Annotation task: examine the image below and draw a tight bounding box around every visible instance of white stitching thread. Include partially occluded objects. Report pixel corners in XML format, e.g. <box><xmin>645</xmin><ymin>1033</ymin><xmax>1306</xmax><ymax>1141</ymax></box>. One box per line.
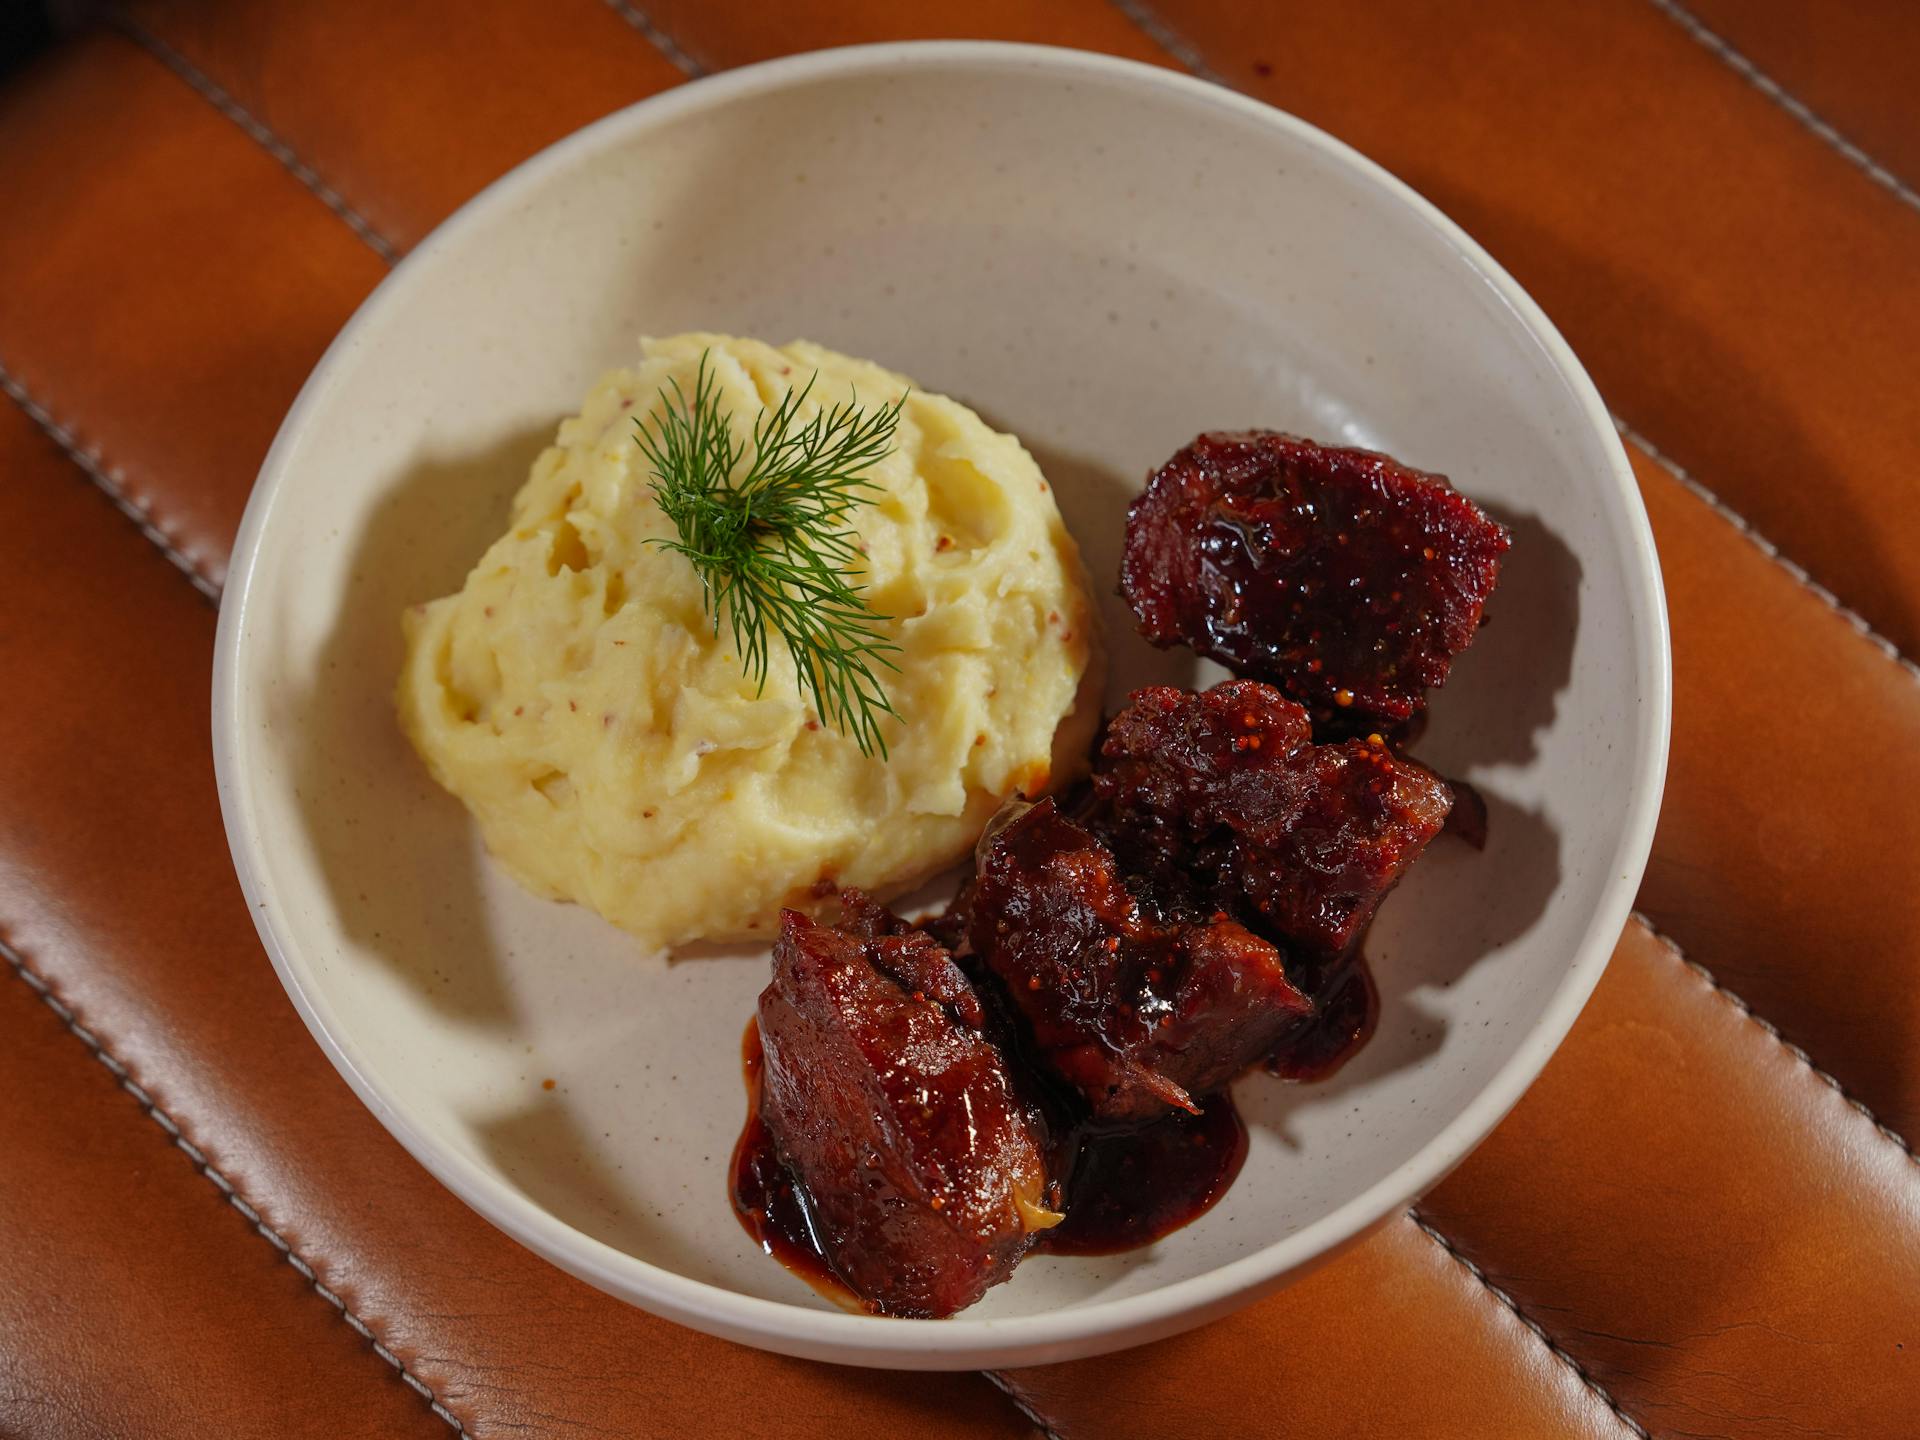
<box><xmin>0</xmin><ymin>362</ymin><xmax>223</xmax><ymax>604</ymax></box>
<box><xmin>1617</xmin><ymin>419</ymin><xmax>1920</xmax><ymax>686</ymax></box>
<box><xmin>1003</xmin><ymin>1211</ymin><xmax>1653</xmax><ymax>1440</ymax></box>
<box><xmin>982</xmin><ymin>1373</ymin><xmax>1068</xmax><ymax>1440</ymax></box>
<box><xmin>1105</xmin><ymin>0</ymin><xmax>1229</xmax><ymax>87</ymax></box>
<box><xmin>1631</xmin><ymin>911</ymin><xmax>1919</xmax><ymax>1166</ymax></box>
<box><xmin>601</xmin><ymin>0</ymin><xmax>707</xmax><ymax>78</ymax></box>
<box><xmin>1645</xmin><ymin>0</ymin><xmax>1920</xmax><ymax>218</ymax></box>
<box><xmin>0</xmin><ymin>931</ymin><xmax>470</xmax><ymax>1435</ymax></box>
<box><xmin>1408</xmin><ymin>1211</ymin><xmax>1651</xmax><ymax>1438</ymax></box>
<box><xmin>110</xmin><ymin>15</ymin><xmax>403</xmax><ymax>265</ymax></box>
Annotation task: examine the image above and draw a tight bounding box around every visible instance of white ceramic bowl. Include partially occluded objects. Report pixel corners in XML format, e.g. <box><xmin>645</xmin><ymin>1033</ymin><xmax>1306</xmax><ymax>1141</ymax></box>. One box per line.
<box><xmin>214</xmin><ymin>42</ymin><xmax>1668</xmax><ymax>1369</ymax></box>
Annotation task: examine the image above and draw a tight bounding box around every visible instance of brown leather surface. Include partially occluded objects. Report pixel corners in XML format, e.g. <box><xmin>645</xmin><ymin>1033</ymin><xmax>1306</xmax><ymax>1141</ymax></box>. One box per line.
<box><xmin>1004</xmin><ymin>1216</ymin><xmax>1639</xmax><ymax>1440</ymax></box>
<box><xmin>1680</xmin><ymin>0</ymin><xmax>1920</xmax><ymax>186</ymax></box>
<box><xmin>0</xmin><ymin>29</ymin><xmax>384</xmax><ymax>590</ymax></box>
<box><xmin>0</xmin><ymin>942</ymin><xmax>444</xmax><ymax>1440</ymax></box>
<box><xmin>3</xmin><ymin>0</ymin><xmax>1916</xmax><ymax>1435</ymax></box>
<box><xmin>638</xmin><ymin>0</ymin><xmax>1171</xmax><ymax>71</ymax></box>
<box><xmin>1633</xmin><ymin>451</ymin><xmax>1920</xmax><ymax>1140</ymax></box>
<box><xmin>1421</xmin><ymin>921</ymin><xmax>1920</xmax><ymax>1436</ymax></box>
<box><xmin>117</xmin><ymin>0</ymin><xmax>692</xmax><ymax>251</ymax></box>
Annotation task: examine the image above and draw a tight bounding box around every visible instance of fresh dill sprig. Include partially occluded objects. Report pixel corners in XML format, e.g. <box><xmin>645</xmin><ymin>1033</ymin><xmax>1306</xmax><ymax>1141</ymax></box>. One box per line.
<box><xmin>634</xmin><ymin>350</ymin><xmax>907</xmax><ymax>757</ymax></box>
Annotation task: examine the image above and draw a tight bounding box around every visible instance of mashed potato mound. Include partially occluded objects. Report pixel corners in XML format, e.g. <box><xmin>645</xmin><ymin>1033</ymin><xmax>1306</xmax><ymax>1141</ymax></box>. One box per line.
<box><xmin>398</xmin><ymin>334</ymin><xmax>1102</xmax><ymax>951</ymax></box>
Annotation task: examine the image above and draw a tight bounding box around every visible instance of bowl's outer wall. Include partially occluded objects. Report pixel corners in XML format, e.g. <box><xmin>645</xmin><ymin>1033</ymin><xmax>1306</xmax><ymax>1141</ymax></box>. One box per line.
<box><xmin>215</xmin><ymin>44</ymin><xmax>1668</xmax><ymax>1367</ymax></box>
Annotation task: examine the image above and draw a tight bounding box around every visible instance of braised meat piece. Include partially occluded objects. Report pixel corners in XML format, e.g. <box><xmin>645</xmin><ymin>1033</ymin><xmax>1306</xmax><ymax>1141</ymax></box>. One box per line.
<box><xmin>1097</xmin><ymin>681</ymin><xmax>1453</xmax><ymax>960</ymax></box>
<box><xmin>971</xmin><ymin>800</ymin><xmax>1311</xmax><ymax>1120</ymax></box>
<box><xmin>755</xmin><ymin>892</ymin><xmax>1059</xmax><ymax>1318</ymax></box>
<box><xmin>1120</xmin><ymin>431</ymin><xmax>1509</xmax><ymax>733</ymax></box>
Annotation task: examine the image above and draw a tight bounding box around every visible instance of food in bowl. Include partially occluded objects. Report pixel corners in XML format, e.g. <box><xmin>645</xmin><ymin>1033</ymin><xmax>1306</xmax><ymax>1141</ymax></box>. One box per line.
<box><xmin>396</xmin><ymin>334</ymin><xmax>1102</xmax><ymax>951</ymax></box>
<box><xmin>746</xmin><ymin>892</ymin><xmax>1061</xmax><ymax>1318</ymax></box>
<box><xmin>397</xmin><ymin>334</ymin><xmax>1512</xmax><ymax>1319</ymax></box>
<box><xmin>971</xmin><ymin>684</ymin><xmax>1456</xmax><ymax>1124</ymax></box>
<box><xmin>213</xmin><ymin>42</ymin><xmax>1670</xmax><ymax>1368</ymax></box>
<box><xmin>1121</xmin><ymin>430</ymin><xmax>1510</xmax><ymax>736</ymax></box>
<box><xmin>736</xmin><ymin>432</ymin><xmax>1509</xmax><ymax>1317</ymax></box>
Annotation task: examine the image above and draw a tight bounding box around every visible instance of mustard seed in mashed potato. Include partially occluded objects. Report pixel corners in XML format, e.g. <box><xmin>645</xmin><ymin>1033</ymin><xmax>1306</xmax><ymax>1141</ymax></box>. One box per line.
<box><xmin>397</xmin><ymin>334</ymin><xmax>1102</xmax><ymax>952</ymax></box>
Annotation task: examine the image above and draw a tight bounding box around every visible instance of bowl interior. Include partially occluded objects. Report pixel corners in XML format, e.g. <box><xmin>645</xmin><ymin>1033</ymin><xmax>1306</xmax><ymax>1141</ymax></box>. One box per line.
<box><xmin>219</xmin><ymin>46</ymin><xmax>1663</xmax><ymax>1365</ymax></box>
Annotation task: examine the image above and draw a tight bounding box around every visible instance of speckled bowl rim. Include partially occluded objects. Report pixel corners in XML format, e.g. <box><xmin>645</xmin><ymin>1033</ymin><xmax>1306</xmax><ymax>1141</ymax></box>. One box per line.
<box><xmin>213</xmin><ymin>41</ymin><xmax>1670</xmax><ymax>1370</ymax></box>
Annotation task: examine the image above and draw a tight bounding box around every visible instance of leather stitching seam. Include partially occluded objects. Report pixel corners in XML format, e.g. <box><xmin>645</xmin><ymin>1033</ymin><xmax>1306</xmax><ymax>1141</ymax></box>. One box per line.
<box><xmin>981</xmin><ymin>1373</ymin><xmax>1067</xmax><ymax>1440</ymax></box>
<box><xmin>601</xmin><ymin>0</ymin><xmax>707</xmax><ymax>77</ymax></box>
<box><xmin>1105</xmin><ymin>0</ymin><xmax>1228</xmax><ymax>86</ymax></box>
<box><xmin>109</xmin><ymin>13</ymin><xmax>403</xmax><ymax>265</ymax></box>
<box><xmin>1646</xmin><ymin>0</ymin><xmax>1920</xmax><ymax>217</ymax></box>
<box><xmin>1109</xmin><ymin>0</ymin><xmax>1920</xmax><ymax>688</ymax></box>
<box><xmin>1408</xmin><ymin>1211</ymin><xmax>1651</xmax><ymax>1437</ymax></box>
<box><xmin>1618</xmin><ymin>421</ymin><xmax>1920</xmax><ymax>686</ymax></box>
<box><xmin>0</xmin><ymin>361</ymin><xmax>222</xmax><ymax>604</ymax></box>
<box><xmin>0</xmin><ymin>930</ymin><xmax>467</xmax><ymax>1437</ymax></box>
<box><xmin>1632</xmin><ymin>910</ymin><xmax>1919</xmax><ymax>1166</ymax></box>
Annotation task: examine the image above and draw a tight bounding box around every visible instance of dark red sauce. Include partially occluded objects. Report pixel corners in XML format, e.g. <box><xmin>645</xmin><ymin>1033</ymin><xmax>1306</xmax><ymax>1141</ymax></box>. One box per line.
<box><xmin>729</xmin><ymin>1022</ymin><xmax>864</xmax><ymax>1311</ymax></box>
<box><xmin>1268</xmin><ymin>956</ymin><xmax>1378</xmax><ymax>1082</ymax></box>
<box><xmin>1038</xmin><ymin>1099</ymin><xmax>1248</xmax><ymax>1255</ymax></box>
<box><xmin>731</xmin><ymin>1017</ymin><xmax>1251</xmax><ymax>1292</ymax></box>
<box><xmin>732</xmin><ymin>952</ymin><xmax>1374</xmax><ymax>1298</ymax></box>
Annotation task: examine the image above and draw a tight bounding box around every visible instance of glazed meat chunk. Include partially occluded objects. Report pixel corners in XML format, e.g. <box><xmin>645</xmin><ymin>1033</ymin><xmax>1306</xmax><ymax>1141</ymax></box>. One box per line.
<box><xmin>1120</xmin><ymin>431</ymin><xmax>1509</xmax><ymax>733</ymax></box>
<box><xmin>1097</xmin><ymin>681</ymin><xmax>1454</xmax><ymax>961</ymax></box>
<box><xmin>756</xmin><ymin>892</ymin><xmax>1059</xmax><ymax>1318</ymax></box>
<box><xmin>971</xmin><ymin>800</ymin><xmax>1311</xmax><ymax>1120</ymax></box>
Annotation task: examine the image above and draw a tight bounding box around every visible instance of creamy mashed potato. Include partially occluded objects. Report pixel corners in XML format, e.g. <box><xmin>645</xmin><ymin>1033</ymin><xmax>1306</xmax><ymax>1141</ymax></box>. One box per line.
<box><xmin>398</xmin><ymin>334</ymin><xmax>1102</xmax><ymax>951</ymax></box>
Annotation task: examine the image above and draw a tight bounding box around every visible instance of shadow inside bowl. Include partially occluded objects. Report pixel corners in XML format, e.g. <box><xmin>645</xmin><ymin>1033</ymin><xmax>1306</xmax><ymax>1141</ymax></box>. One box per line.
<box><xmin>291</xmin><ymin>421</ymin><xmax>559</xmax><ymax>1030</ymax></box>
<box><xmin>1238</xmin><ymin>504</ymin><xmax>1579</xmax><ymax>1164</ymax></box>
<box><xmin>1013</xmin><ymin>433</ymin><xmax>1213</xmax><ymax>699</ymax></box>
<box><xmin>1237</xmin><ymin>786</ymin><xmax>1562</xmax><ymax>1147</ymax></box>
<box><xmin>470</xmin><ymin>1087</ymin><xmax>752</xmax><ymax>1291</ymax></box>
<box><xmin>1423</xmin><ymin>505</ymin><xmax>1585</xmax><ymax>771</ymax></box>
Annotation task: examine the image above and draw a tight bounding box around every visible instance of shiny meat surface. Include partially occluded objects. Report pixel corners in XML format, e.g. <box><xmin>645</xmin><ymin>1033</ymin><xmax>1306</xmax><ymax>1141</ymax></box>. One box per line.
<box><xmin>970</xmin><ymin>801</ymin><xmax>1311</xmax><ymax>1121</ymax></box>
<box><xmin>1097</xmin><ymin>681</ymin><xmax>1454</xmax><ymax>960</ymax></box>
<box><xmin>1120</xmin><ymin>431</ymin><xmax>1509</xmax><ymax>733</ymax></box>
<box><xmin>755</xmin><ymin>893</ymin><xmax>1056</xmax><ymax>1318</ymax></box>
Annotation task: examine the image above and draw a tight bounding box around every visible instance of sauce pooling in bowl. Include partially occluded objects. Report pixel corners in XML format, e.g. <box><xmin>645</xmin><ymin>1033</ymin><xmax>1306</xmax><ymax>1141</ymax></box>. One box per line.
<box><xmin>729</xmin><ymin>950</ymin><xmax>1374</xmax><ymax>1305</ymax></box>
<box><xmin>730</xmin><ymin>1019</ymin><xmax>1253</xmax><ymax>1299</ymax></box>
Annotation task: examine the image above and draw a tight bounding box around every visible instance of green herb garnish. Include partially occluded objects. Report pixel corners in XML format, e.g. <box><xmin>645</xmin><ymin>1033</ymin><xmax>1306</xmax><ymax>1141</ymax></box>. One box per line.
<box><xmin>635</xmin><ymin>351</ymin><xmax>906</xmax><ymax>758</ymax></box>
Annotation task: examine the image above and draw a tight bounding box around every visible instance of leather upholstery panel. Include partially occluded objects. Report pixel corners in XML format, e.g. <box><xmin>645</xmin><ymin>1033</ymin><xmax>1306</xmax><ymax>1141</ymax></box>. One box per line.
<box><xmin>638</xmin><ymin>0</ymin><xmax>1170</xmax><ymax>70</ymax></box>
<box><xmin>1422</xmin><ymin>921</ymin><xmax>1920</xmax><ymax>1439</ymax></box>
<box><xmin>0</xmin><ymin>31</ymin><xmax>384</xmax><ymax>589</ymax></box>
<box><xmin>1003</xmin><ymin>1215</ymin><xmax>1637</xmax><ymax>1439</ymax></box>
<box><xmin>3</xmin><ymin>1</ymin><xmax>1916</xmax><ymax>1433</ymax></box>
<box><xmin>1632</xmin><ymin>451</ymin><xmax>1920</xmax><ymax>1139</ymax></box>
<box><xmin>1680</xmin><ymin>0</ymin><xmax>1920</xmax><ymax>185</ymax></box>
<box><xmin>0</xmin><ymin>950</ymin><xmax>447</xmax><ymax>1440</ymax></box>
<box><xmin>118</xmin><ymin>0</ymin><xmax>691</xmax><ymax>252</ymax></box>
